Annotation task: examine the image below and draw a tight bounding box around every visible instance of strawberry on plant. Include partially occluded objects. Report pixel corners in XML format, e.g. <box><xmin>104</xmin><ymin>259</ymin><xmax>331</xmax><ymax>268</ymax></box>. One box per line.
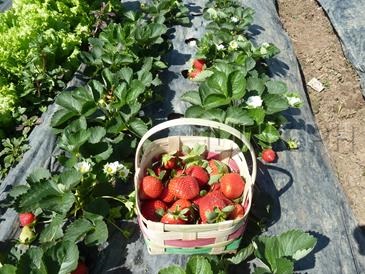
<box><xmin>159</xmin><ymin>187</ymin><xmax>175</xmax><ymax>203</ymax></box>
<box><xmin>229</xmin><ymin>204</ymin><xmax>245</xmax><ymax>220</ymax></box>
<box><xmin>188</xmin><ymin>69</ymin><xmax>201</xmax><ymax>79</ymax></box>
<box><xmin>262</xmin><ymin>148</ymin><xmax>277</xmax><ymax>163</ymax></box>
<box><xmin>220</xmin><ymin>173</ymin><xmax>245</xmax><ymax>200</ymax></box>
<box><xmin>140</xmin><ymin>176</ymin><xmax>164</xmax><ymax>199</ymax></box>
<box><xmin>19</xmin><ymin>212</ymin><xmax>36</xmax><ymax>227</ymax></box>
<box><xmin>19</xmin><ymin>225</ymin><xmax>36</xmax><ymax>244</ymax></box>
<box><xmin>141</xmin><ymin>200</ymin><xmax>167</xmax><ymax>222</ymax></box>
<box><xmin>72</xmin><ymin>261</ymin><xmax>89</xmax><ymax>274</ymax></box>
<box><xmin>168</xmin><ymin>175</ymin><xmax>200</xmax><ymax>200</ymax></box>
<box><xmin>193</xmin><ymin>59</ymin><xmax>206</xmax><ymax>71</ymax></box>
<box><xmin>186</xmin><ymin>165</ymin><xmax>209</xmax><ymax>186</ymax></box>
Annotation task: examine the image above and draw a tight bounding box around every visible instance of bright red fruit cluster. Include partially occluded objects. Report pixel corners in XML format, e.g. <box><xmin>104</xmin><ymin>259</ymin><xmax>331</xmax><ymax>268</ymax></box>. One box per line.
<box><xmin>139</xmin><ymin>145</ymin><xmax>246</xmax><ymax>224</ymax></box>
<box><xmin>188</xmin><ymin>59</ymin><xmax>206</xmax><ymax>79</ymax></box>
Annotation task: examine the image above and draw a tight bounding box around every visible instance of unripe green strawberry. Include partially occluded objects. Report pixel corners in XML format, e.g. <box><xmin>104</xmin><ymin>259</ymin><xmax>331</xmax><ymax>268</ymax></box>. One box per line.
<box><xmin>19</xmin><ymin>225</ymin><xmax>36</xmax><ymax>244</ymax></box>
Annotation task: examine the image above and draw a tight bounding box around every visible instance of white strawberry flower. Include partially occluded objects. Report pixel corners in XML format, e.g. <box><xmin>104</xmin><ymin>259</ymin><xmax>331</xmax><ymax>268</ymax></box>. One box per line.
<box><xmin>207</xmin><ymin>8</ymin><xmax>218</xmax><ymax>19</ymax></box>
<box><xmin>246</xmin><ymin>96</ymin><xmax>263</xmax><ymax>108</ymax></box>
<box><xmin>229</xmin><ymin>40</ymin><xmax>238</xmax><ymax>50</ymax></box>
<box><xmin>216</xmin><ymin>44</ymin><xmax>225</xmax><ymax>51</ymax></box>
<box><xmin>260</xmin><ymin>43</ymin><xmax>271</xmax><ymax>55</ymax></box>
<box><xmin>75</xmin><ymin>160</ymin><xmax>92</xmax><ymax>174</ymax></box>
<box><xmin>286</xmin><ymin>94</ymin><xmax>303</xmax><ymax>107</ymax></box>
<box><xmin>231</xmin><ymin>17</ymin><xmax>239</xmax><ymax>23</ymax></box>
<box><xmin>103</xmin><ymin>161</ymin><xmax>129</xmax><ymax>178</ymax></box>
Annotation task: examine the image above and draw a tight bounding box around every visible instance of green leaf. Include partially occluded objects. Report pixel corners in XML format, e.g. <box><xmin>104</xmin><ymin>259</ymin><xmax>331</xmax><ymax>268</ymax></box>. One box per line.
<box><xmin>129</xmin><ymin>118</ymin><xmax>148</xmax><ymax>137</ymax></box>
<box><xmin>84</xmin><ymin>219</ymin><xmax>108</xmax><ymax>246</ymax></box>
<box><xmin>51</xmin><ymin>108</ymin><xmax>78</xmax><ymax>128</ymax></box>
<box><xmin>248</xmin><ymin>108</ymin><xmax>266</xmax><ymax>125</ymax></box>
<box><xmin>265</xmin><ymin>80</ymin><xmax>288</xmax><ymax>94</ymax></box>
<box><xmin>38</xmin><ymin>192</ymin><xmax>75</xmax><ymax>214</ymax></box>
<box><xmin>185</xmin><ymin>106</ymin><xmax>205</xmax><ymax>118</ymax></box>
<box><xmin>44</xmin><ymin>241</ymin><xmax>79</xmax><ymax>274</ymax></box>
<box><xmin>252</xmin><ymin>267</ymin><xmax>271</xmax><ymax>274</ymax></box>
<box><xmin>17</xmin><ymin>247</ymin><xmax>47</xmax><ymax>274</ymax></box>
<box><xmin>203</xmin><ymin>94</ymin><xmax>230</xmax><ymax>110</ymax></box>
<box><xmin>85</xmin><ymin>142</ymin><xmax>113</xmax><ymax>163</ymax></box>
<box><xmin>277</xmin><ymin>230</ymin><xmax>317</xmax><ymax>261</ymax></box>
<box><xmin>229</xmin><ymin>71</ymin><xmax>246</xmax><ymax>100</ymax></box>
<box><xmin>228</xmin><ymin>243</ymin><xmax>255</xmax><ymax>264</ymax></box>
<box><xmin>200</xmin><ymin>109</ymin><xmax>226</xmax><ymax>123</ymax></box>
<box><xmin>39</xmin><ymin>214</ymin><xmax>64</xmax><ymax>243</ymax></box>
<box><xmin>67</xmin><ymin>129</ymin><xmax>91</xmax><ymax>147</ymax></box>
<box><xmin>263</xmin><ymin>94</ymin><xmax>289</xmax><ymax>114</ymax></box>
<box><xmin>273</xmin><ymin>257</ymin><xmax>294</xmax><ymax>274</ymax></box>
<box><xmin>55</xmin><ymin>93</ymin><xmax>82</xmax><ymax>113</ymax></box>
<box><xmin>207</xmin><ymin>71</ymin><xmax>227</xmax><ymax>95</ymax></box>
<box><xmin>63</xmin><ymin>218</ymin><xmax>93</xmax><ymax>243</ymax></box>
<box><xmin>181</xmin><ymin>91</ymin><xmax>202</xmax><ymax>106</ymax></box>
<box><xmin>88</xmin><ymin>126</ymin><xmax>106</xmax><ymax>144</ymax></box>
<box><xmin>159</xmin><ymin>265</ymin><xmax>185</xmax><ymax>274</ymax></box>
<box><xmin>28</xmin><ymin>168</ymin><xmax>51</xmax><ymax>184</ymax></box>
<box><xmin>85</xmin><ymin>198</ymin><xmax>110</xmax><ymax>217</ymax></box>
<box><xmin>59</xmin><ymin>169</ymin><xmax>82</xmax><ymax>189</ymax></box>
<box><xmin>247</xmin><ymin>77</ymin><xmax>266</xmax><ymax>94</ymax></box>
<box><xmin>254</xmin><ymin>124</ymin><xmax>280</xmax><ymax>144</ymax></box>
<box><xmin>186</xmin><ymin>256</ymin><xmax>213</xmax><ymax>274</ymax></box>
<box><xmin>225</xmin><ymin>106</ymin><xmax>254</xmax><ymax>126</ymax></box>
<box><xmin>0</xmin><ymin>265</ymin><xmax>16</xmax><ymax>274</ymax></box>
<box><xmin>127</xmin><ymin>80</ymin><xmax>145</xmax><ymax>102</ymax></box>
<box><xmin>190</xmin><ymin>70</ymin><xmax>214</xmax><ymax>82</ymax></box>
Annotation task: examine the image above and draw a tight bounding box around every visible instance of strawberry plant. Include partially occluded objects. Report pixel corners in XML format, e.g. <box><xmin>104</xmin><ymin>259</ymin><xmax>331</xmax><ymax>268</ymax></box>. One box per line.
<box><xmin>181</xmin><ymin>0</ymin><xmax>303</xmax><ymax>152</ymax></box>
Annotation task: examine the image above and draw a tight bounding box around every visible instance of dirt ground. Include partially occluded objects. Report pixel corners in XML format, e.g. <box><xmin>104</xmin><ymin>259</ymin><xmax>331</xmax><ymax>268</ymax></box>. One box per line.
<box><xmin>277</xmin><ymin>0</ymin><xmax>365</xmax><ymax>225</ymax></box>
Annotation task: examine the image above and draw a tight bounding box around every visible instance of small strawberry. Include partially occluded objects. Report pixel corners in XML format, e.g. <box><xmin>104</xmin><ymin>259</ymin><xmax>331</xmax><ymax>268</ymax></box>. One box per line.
<box><xmin>19</xmin><ymin>225</ymin><xmax>36</xmax><ymax>244</ymax></box>
<box><xmin>140</xmin><ymin>176</ymin><xmax>163</xmax><ymax>199</ymax></box>
<box><xmin>198</xmin><ymin>191</ymin><xmax>233</xmax><ymax>223</ymax></box>
<box><xmin>19</xmin><ymin>212</ymin><xmax>36</xmax><ymax>227</ymax></box>
<box><xmin>168</xmin><ymin>175</ymin><xmax>199</xmax><ymax>200</ymax></box>
<box><xmin>229</xmin><ymin>204</ymin><xmax>245</xmax><ymax>220</ymax></box>
<box><xmin>161</xmin><ymin>212</ymin><xmax>187</xmax><ymax>224</ymax></box>
<box><xmin>159</xmin><ymin>187</ymin><xmax>175</xmax><ymax>204</ymax></box>
<box><xmin>188</xmin><ymin>69</ymin><xmax>201</xmax><ymax>79</ymax></box>
<box><xmin>193</xmin><ymin>59</ymin><xmax>206</xmax><ymax>71</ymax></box>
<box><xmin>162</xmin><ymin>153</ymin><xmax>177</xmax><ymax>170</ymax></box>
<box><xmin>262</xmin><ymin>148</ymin><xmax>276</xmax><ymax>163</ymax></box>
<box><xmin>72</xmin><ymin>261</ymin><xmax>89</xmax><ymax>274</ymax></box>
<box><xmin>186</xmin><ymin>165</ymin><xmax>209</xmax><ymax>186</ymax></box>
<box><xmin>141</xmin><ymin>200</ymin><xmax>167</xmax><ymax>222</ymax></box>
<box><xmin>208</xmin><ymin>160</ymin><xmax>229</xmax><ymax>175</ymax></box>
<box><xmin>220</xmin><ymin>173</ymin><xmax>245</xmax><ymax>200</ymax></box>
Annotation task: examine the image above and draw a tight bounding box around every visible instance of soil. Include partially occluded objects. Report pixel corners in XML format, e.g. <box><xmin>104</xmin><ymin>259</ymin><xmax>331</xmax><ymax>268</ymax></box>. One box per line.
<box><xmin>277</xmin><ymin>0</ymin><xmax>365</xmax><ymax>225</ymax></box>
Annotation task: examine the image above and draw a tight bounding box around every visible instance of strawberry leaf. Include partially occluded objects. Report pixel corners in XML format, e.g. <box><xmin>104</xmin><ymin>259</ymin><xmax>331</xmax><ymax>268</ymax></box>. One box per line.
<box><xmin>227</xmin><ymin>243</ymin><xmax>255</xmax><ymax>264</ymax></box>
<box><xmin>17</xmin><ymin>247</ymin><xmax>47</xmax><ymax>274</ymax></box>
<box><xmin>39</xmin><ymin>214</ymin><xmax>65</xmax><ymax>243</ymax></box>
<box><xmin>63</xmin><ymin>218</ymin><xmax>93</xmax><ymax>243</ymax></box>
<box><xmin>84</xmin><ymin>219</ymin><xmax>108</xmax><ymax>246</ymax></box>
<box><xmin>186</xmin><ymin>256</ymin><xmax>213</xmax><ymax>274</ymax></box>
<box><xmin>158</xmin><ymin>265</ymin><xmax>186</xmax><ymax>274</ymax></box>
<box><xmin>43</xmin><ymin>241</ymin><xmax>79</xmax><ymax>274</ymax></box>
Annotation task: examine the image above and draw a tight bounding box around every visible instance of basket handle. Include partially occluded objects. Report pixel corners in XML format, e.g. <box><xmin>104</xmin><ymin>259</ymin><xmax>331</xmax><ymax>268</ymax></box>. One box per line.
<box><xmin>134</xmin><ymin>118</ymin><xmax>257</xmax><ymax>184</ymax></box>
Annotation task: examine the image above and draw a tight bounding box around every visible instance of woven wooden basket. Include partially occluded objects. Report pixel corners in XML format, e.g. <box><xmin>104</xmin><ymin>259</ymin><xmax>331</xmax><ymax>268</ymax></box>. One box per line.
<box><xmin>134</xmin><ymin>118</ymin><xmax>257</xmax><ymax>255</ymax></box>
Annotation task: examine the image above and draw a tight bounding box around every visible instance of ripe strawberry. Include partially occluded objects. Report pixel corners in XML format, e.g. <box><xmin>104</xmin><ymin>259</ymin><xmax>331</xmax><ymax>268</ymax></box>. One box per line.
<box><xmin>168</xmin><ymin>175</ymin><xmax>199</xmax><ymax>200</ymax></box>
<box><xmin>162</xmin><ymin>154</ymin><xmax>177</xmax><ymax>169</ymax></box>
<box><xmin>19</xmin><ymin>212</ymin><xmax>36</xmax><ymax>227</ymax></box>
<box><xmin>169</xmin><ymin>199</ymin><xmax>192</xmax><ymax>212</ymax></box>
<box><xmin>188</xmin><ymin>69</ymin><xmax>201</xmax><ymax>79</ymax></box>
<box><xmin>208</xmin><ymin>160</ymin><xmax>229</xmax><ymax>175</ymax></box>
<box><xmin>229</xmin><ymin>204</ymin><xmax>245</xmax><ymax>220</ymax></box>
<box><xmin>210</xmin><ymin>182</ymin><xmax>221</xmax><ymax>192</ymax></box>
<box><xmin>198</xmin><ymin>191</ymin><xmax>233</xmax><ymax>223</ymax></box>
<box><xmin>161</xmin><ymin>212</ymin><xmax>187</xmax><ymax>224</ymax></box>
<box><xmin>72</xmin><ymin>261</ymin><xmax>89</xmax><ymax>274</ymax></box>
<box><xmin>220</xmin><ymin>173</ymin><xmax>245</xmax><ymax>200</ymax></box>
<box><xmin>140</xmin><ymin>176</ymin><xmax>163</xmax><ymax>199</ymax></box>
<box><xmin>141</xmin><ymin>200</ymin><xmax>167</xmax><ymax>222</ymax></box>
<box><xmin>262</xmin><ymin>148</ymin><xmax>276</xmax><ymax>163</ymax></box>
<box><xmin>193</xmin><ymin>59</ymin><xmax>206</xmax><ymax>71</ymax></box>
<box><xmin>186</xmin><ymin>165</ymin><xmax>209</xmax><ymax>186</ymax></box>
<box><xmin>159</xmin><ymin>187</ymin><xmax>175</xmax><ymax>203</ymax></box>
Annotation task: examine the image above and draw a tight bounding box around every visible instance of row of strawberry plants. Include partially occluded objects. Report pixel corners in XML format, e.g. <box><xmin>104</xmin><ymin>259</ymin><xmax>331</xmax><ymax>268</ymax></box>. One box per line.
<box><xmin>0</xmin><ymin>1</ymin><xmax>191</xmax><ymax>273</ymax></box>
<box><xmin>157</xmin><ymin>0</ymin><xmax>314</xmax><ymax>273</ymax></box>
<box><xmin>0</xmin><ymin>0</ymin><xmax>123</xmax><ymax>180</ymax></box>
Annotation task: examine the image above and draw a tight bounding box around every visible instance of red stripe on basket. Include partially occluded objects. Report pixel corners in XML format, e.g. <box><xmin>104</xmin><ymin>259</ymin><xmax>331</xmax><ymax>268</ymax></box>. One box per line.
<box><xmin>165</xmin><ymin>224</ymin><xmax>246</xmax><ymax>248</ymax></box>
<box><xmin>207</xmin><ymin>151</ymin><xmax>220</xmax><ymax>160</ymax></box>
<box><xmin>228</xmin><ymin>158</ymin><xmax>239</xmax><ymax>172</ymax></box>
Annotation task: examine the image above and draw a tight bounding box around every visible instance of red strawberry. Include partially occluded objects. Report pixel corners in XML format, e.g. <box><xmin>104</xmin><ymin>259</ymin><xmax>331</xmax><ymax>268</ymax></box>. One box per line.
<box><xmin>220</xmin><ymin>173</ymin><xmax>245</xmax><ymax>200</ymax></box>
<box><xmin>193</xmin><ymin>59</ymin><xmax>206</xmax><ymax>71</ymax></box>
<box><xmin>208</xmin><ymin>160</ymin><xmax>229</xmax><ymax>175</ymax></box>
<box><xmin>229</xmin><ymin>204</ymin><xmax>245</xmax><ymax>220</ymax></box>
<box><xmin>210</xmin><ymin>182</ymin><xmax>221</xmax><ymax>192</ymax></box>
<box><xmin>186</xmin><ymin>165</ymin><xmax>209</xmax><ymax>186</ymax></box>
<box><xmin>262</xmin><ymin>148</ymin><xmax>276</xmax><ymax>163</ymax></box>
<box><xmin>168</xmin><ymin>175</ymin><xmax>199</xmax><ymax>200</ymax></box>
<box><xmin>141</xmin><ymin>200</ymin><xmax>167</xmax><ymax>222</ymax></box>
<box><xmin>72</xmin><ymin>261</ymin><xmax>89</xmax><ymax>274</ymax></box>
<box><xmin>140</xmin><ymin>176</ymin><xmax>163</xmax><ymax>199</ymax></box>
<box><xmin>169</xmin><ymin>199</ymin><xmax>192</xmax><ymax>212</ymax></box>
<box><xmin>19</xmin><ymin>213</ymin><xmax>36</xmax><ymax>227</ymax></box>
<box><xmin>198</xmin><ymin>191</ymin><xmax>233</xmax><ymax>223</ymax></box>
<box><xmin>188</xmin><ymin>69</ymin><xmax>201</xmax><ymax>79</ymax></box>
<box><xmin>161</xmin><ymin>212</ymin><xmax>187</xmax><ymax>224</ymax></box>
<box><xmin>162</xmin><ymin>154</ymin><xmax>177</xmax><ymax>169</ymax></box>
<box><xmin>159</xmin><ymin>187</ymin><xmax>175</xmax><ymax>204</ymax></box>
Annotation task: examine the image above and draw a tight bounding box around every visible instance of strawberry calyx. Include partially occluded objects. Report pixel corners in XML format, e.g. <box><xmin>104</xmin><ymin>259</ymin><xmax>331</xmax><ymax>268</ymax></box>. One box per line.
<box><xmin>162</xmin><ymin>152</ymin><xmax>178</xmax><ymax>170</ymax></box>
<box><xmin>205</xmin><ymin>205</ymin><xmax>234</xmax><ymax>224</ymax></box>
<box><xmin>147</xmin><ymin>168</ymin><xmax>166</xmax><ymax>181</ymax></box>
